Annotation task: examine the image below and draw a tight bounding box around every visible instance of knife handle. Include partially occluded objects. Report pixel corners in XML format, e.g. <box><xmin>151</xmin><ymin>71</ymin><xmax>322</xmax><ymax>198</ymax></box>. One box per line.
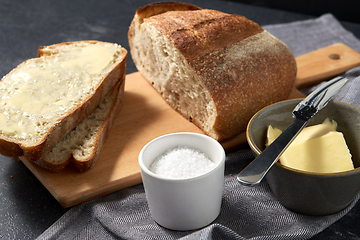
<box><xmin>237</xmin><ymin>118</ymin><xmax>307</xmax><ymax>186</ymax></box>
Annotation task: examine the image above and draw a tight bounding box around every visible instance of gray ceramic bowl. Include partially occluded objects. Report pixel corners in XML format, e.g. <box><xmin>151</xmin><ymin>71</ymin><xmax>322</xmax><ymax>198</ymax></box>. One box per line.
<box><xmin>247</xmin><ymin>99</ymin><xmax>360</xmax><ymax>215</ymax></box>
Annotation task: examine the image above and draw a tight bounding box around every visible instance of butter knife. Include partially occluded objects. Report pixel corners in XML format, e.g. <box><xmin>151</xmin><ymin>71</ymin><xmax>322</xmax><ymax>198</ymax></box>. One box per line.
<box><xmin>237</xmin><ymin>76</ymin><xmax>348</xmax><ymax>186</ymax></box>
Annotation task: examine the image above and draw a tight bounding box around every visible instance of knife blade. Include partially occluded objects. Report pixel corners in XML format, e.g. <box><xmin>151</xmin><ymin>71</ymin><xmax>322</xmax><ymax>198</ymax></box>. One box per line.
<box><xmin>237</xmin><ymin>76</ymin><xmax>348</xmax><ymax>186</ymax></box>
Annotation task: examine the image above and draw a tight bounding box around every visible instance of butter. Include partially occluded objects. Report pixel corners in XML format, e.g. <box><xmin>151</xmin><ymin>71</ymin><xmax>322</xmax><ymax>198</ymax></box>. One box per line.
<box><xmin>267</xmin><ymin>119</ymin><xmax>354</xmax><ymax>173</ymax></box>
<box><xmin>0</xmin><ymin>43</ymin><xmax>117</xmax><ymax>139</ymax></box>
<box><xmin>60</xmin><ymin>44</ymin><xmax>115</xmax><ymax>74</ymax></box>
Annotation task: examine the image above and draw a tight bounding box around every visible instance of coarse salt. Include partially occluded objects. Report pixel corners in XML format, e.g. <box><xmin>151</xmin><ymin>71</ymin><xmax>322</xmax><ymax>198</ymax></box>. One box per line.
<box><xmin>149</xmin><ymin>146</ymin><xmax>216</xmax><ymax>179</ymax></box>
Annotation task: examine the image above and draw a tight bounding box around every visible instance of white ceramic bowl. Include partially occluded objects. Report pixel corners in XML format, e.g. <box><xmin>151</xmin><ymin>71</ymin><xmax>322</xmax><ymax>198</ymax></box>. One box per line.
<box><xmin>139</xmin><ymin>132</ymin><xmax>225</xmax><ymax>230</ymax></box>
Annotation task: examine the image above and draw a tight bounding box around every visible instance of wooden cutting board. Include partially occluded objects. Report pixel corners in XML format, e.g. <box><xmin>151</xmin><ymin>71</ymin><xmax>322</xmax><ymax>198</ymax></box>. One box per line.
<box><xmin>20</xmin><ymin>43</ymin><xmax>360</xmax><ymax>208</ymax></box>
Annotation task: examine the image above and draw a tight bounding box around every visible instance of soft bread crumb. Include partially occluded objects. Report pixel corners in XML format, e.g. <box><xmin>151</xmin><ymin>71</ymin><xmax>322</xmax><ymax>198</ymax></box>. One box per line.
<box><xmin>132</xmin><ymin>21</ymin><xmax>217</xmax><ymax>136</ymax></box>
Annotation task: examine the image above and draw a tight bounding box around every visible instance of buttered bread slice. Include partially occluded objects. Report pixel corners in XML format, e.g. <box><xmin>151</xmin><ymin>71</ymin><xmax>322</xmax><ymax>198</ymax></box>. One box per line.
<box><xmin>0</xmin><ymin>41</ymin><xmax>127</xmax><ymax>161</ymax></box>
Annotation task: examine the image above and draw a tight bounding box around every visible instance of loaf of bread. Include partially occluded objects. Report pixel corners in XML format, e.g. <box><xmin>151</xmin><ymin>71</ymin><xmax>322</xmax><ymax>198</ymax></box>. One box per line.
<box><xmin>0</xmin><ymin>41</ymin><xmax>127</xmax><ymax>161</ymax></box>
<box><xmin>128</xmin><ymin>2</ymin><xmax>297</xmax><ymax>141</ymax></box>
<box><xmin>34</xmin><ymin>79</ymin><xmax>125</xmax><ymax>172</ymax></box>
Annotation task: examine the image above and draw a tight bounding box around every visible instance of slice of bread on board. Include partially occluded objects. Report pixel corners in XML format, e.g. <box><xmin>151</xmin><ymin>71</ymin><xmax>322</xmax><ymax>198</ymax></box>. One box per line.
<box><xmin>34</xmin><ymin>79</ymin><xmax>125</xmax><ymax>172</ymax></box>
<box><xmin>0</xmin><ymin>40</ymin><xmax>127</xmax><ymax>162</ymax></box>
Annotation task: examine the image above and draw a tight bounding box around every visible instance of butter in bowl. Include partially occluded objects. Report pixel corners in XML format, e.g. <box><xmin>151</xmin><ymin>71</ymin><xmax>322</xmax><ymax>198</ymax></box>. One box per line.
<box><xmin>246</xmin><ymin>99</ymin><xmax>360</xmax><ymax>215</ymax></box>
<box><xmin>266</xmin><ymin>118</ymin><xmax>354</xmax><ymax>174</ymax></box>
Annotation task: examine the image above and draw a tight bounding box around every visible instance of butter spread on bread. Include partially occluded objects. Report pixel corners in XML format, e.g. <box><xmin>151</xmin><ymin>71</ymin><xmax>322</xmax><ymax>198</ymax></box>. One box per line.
<box><xmin>128</xmin><ymin>2</ymin><xmax>297</xmax><ymax>141</ymax></box>
<box><xmin>0</xmin><ymin>41</ymin><xmax>127</xmax><ymax>161</ymax></box>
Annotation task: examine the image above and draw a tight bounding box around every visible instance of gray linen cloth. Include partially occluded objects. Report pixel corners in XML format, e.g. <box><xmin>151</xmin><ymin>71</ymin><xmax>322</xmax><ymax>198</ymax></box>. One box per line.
<box><xmin>37</xmin><ymin>14</ymin><xmax>360</xmax><ymax>240</ymax></box>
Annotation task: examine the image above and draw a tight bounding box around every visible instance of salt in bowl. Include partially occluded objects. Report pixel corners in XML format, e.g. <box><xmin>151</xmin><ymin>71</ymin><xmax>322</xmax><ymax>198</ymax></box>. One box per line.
<box><xmin>139</xmin><ymin>132</ymin><xmax>225</xmax><ymax>230</ymax></box>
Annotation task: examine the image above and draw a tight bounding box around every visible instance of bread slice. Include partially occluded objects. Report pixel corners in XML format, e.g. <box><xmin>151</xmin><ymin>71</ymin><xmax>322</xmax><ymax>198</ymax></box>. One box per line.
<box><xmin>0</xmin><ymin>41</ymin><xmax>127</xmax><ymax>161</ymax></box>
<box><xmin>34</xmin><ymin>79</ymin><xmax>125</xmax><ymax>172</ymax></box>
<box><xmin>128</xmin><ymin>2</ymin><xmax>297</xmax><ymax>141</ymax></box>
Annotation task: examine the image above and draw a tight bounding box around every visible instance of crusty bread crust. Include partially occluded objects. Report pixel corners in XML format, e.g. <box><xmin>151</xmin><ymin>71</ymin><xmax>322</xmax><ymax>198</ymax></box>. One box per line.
<box><xmin>134</xmin><ymin>1</ymin><xmax>201</xmax><ymax>22</ymax></box>
<box><xmin>129</xmin><ymin>3</ymin><xmax>297</xmax><ymax>141</ymax></box>
<box><xmin>0</xmin><ymin>41</ymin><xmax>127</xmax><ymax>161</ymax></box>
<box><xmin>144</xmin><ymin>9</ymin><xmax>264</xmax><ymax>60</ymax></box>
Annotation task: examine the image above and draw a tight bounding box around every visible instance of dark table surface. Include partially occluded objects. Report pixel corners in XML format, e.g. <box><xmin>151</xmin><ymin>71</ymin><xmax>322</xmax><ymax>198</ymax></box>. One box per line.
<box><xmin>1</xmin><ymin>0</ymin><xmax>360</xmax><ymax>239</ymax></box>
